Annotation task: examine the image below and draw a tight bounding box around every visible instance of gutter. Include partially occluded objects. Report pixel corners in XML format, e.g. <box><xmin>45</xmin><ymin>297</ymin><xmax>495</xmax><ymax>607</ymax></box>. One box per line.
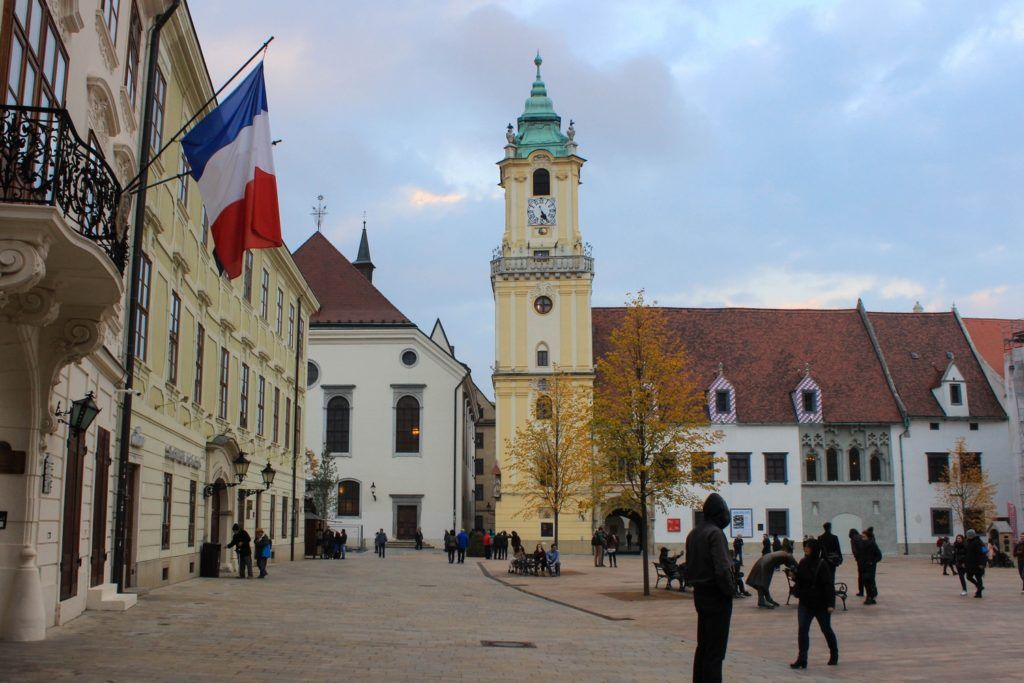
<box><xmin>111</xmin><ymin>0</ymin><xmax>182</xmax><ymax>592</ymax></box>
<box><xmin>453</xmin><ymin>367</ymin><xmax>470</xmax><ymax>531</ymax></box>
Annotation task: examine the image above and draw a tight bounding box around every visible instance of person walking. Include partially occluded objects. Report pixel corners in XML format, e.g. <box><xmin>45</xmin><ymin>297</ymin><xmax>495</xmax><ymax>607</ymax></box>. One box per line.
<box><xmin>788</xmin><ymin>538</ymin><xmax>839</xmax><ymax>669</ymax></box>
<box><xmin>745</xmin><ymin>548</ymin><xmax>796</xmax><ymax>609</ymax></box>
<box><xmin>444</xmin><ymin>529</ymin><xmax>457</xmax><ymax>564</ymax></box>
<box><xmin>1013</xmin><ymin>533</ymin><xmax>1024</xmax><ymax>592</ymax></box>
<box><xmin>375</xmin><ymin>529</ymin><xmax>387</xmax><ymax>558</ymax></box>
<box><xmin>817</xmin><ymin>523</ymin><xmax>842</xmax><ymax>571</ymax></box>
<box><xmin>685</xmin><ymin>493</ymin><xmax>735</xmax><ymax>683</ymax></box>
<box><xmin>858</xmin><ymin>528</ymin><xmax>882</xmax><ymax>605</ymax></box>
<box><xmin>456</xmin><ymin>528</ymin><xmax>469</xmax><ymax>563</ymax></box>
<box><xmin>939</xmin><ymin>537</ymin><xmax>954</xmax><ymax>575</ymax></box>
<box><xmin>964</xmin><ymin>529</ymin><xmax>986</xmax><ymax>597</ymax></box>
<box><xmin>227</xmin><ymin>523</ymin><xmax>253</xmax><ymax>579</ymax></box>
<box><xmin>483</xmin><ymin>530</ymin><xmax>492</xmax><ymax>559</ymax></box>
<box><xmin>626</xmin><ymin>531</ymin><xmax>633</xmax><ymax>551</ymax></box>
<box><xmin>732</xmin><ymin>536</ymin><xmax>744</xmax><ymax>566</ymax></box>
<box><xmin>339</xmin><ymin>529</ymin><xmax>348</xmax><ymax>559</ymax></box>
<box><xmin>333</xmin><ymin>530</ymin><xmax>342</xmax><ymax>559</ymax></box>
<box><xmin>951</xmin><ymin>534</ymin><xmax>968</xmax><ymax>594</ymax></box>
<box><xmin>414</xmin><ymin>527</ymin><xmax>424</xmax><ymax>551</ymax></box>
<box><xmin>253</xmin><ymin>528</ymin><xmax>271</xmax><ymax>578</ymax></box>
<box><xmin>848</xmin><ymin>528</ymin><xmax>864</xmax><ymax>596</ymax></box>
<box><xmin>606</xmin><ymin>532</ymin><xmax>619</xmax><ymax>567</ymax></box>
<box><xmin>761</xmin><ymin>534</ymin><xmax>771</xmax><ymax>556</ymax></box>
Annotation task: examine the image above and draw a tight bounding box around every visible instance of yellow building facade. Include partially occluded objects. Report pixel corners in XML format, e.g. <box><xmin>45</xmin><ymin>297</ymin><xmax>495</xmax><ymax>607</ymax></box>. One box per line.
<box><xmin>124</xmin><ymin>7</ymin><xmax>318</xmax><ymax>589</ymax></box>
<box><xmin>492</xmin><ymin>56</ymin><xmax>595</xmax><ymax>552</ymax></box>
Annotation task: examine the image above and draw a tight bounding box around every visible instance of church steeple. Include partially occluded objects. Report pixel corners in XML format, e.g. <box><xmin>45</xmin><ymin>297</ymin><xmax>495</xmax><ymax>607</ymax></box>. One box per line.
<box><xmin>353</xmin><ymin>217</ymin><xmax>375</xmax><ymax>282</ymax></box>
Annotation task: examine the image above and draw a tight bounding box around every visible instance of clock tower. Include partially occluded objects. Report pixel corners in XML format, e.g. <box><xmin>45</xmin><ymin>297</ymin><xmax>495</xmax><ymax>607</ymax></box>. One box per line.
<box><xmin>491</xmin><ymin>54</ymin><xmax>594</xmax><ymax>550</ymax></box>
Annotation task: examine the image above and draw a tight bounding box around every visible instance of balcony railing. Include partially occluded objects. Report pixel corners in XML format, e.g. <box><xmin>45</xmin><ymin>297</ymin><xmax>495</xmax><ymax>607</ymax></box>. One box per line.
<box><xmin>0</xmin><ymin>105</ymin><xmax>128</xmax><ymax>273</ymax></box>
<box><xmin>491</xmin><ymin>253</ymin><xmax>594</xmax><ymax>278</ymax></box>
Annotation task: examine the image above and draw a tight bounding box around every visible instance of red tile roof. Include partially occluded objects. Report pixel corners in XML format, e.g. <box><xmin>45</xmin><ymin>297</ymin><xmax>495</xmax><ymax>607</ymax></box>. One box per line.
<box><xmin>867</xmin><ymin>312</ymin><xmax>1004</xmax><ymax>419</ymax></box>
<box><xmin>292</xmin><ymin>232</ymin><xmax>412</xmax><ymax>326</ymax></box>
<box><xmin>592</xmin><ymin>307</ymin><xmax>903</xmax><ymax>424</ymax></box>
<box><xmin>963</xmin><ymin>318</ymin><xmax>1024</xmax><ymax>378</ymax></box>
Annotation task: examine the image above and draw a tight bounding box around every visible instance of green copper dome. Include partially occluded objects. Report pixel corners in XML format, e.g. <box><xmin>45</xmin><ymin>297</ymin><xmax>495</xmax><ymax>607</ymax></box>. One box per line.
<box><xmin>513</xmin><ymin>53</ymin><xmax>570</xmax><ymax>158</ymax></box>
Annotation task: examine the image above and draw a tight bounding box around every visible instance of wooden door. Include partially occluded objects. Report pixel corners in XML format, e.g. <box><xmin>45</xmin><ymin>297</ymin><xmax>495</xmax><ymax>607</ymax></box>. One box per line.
<box><xmin>210</xmin><ymin>481</ymin><xmax>223</xmax><ymax>544</ymax></box>
<box><xmin>122</xmin><ymin>463</ymin><xmax>138</xmax><ymax>588</ymax></box>
<box><xmin>89</xmin><ymin>429</ymin><xmax>111</xmax><ymax>587</ymax></box>
<box><xmin>396</xmin><ymin>505</ymin><xmax>417</xmax><ymax>540</ymax></box>
<box><xmin>59</xmin><ymin>431</ymin><xmax>87</xmax><ymax>601</ymax></box>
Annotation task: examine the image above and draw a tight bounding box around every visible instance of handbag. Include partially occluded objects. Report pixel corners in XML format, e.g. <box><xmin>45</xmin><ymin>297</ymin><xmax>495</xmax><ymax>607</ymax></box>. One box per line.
<box><xmin>262</xmin><ymin>543</ymin><xmax>272</xmax><ymax>558</ymax></box>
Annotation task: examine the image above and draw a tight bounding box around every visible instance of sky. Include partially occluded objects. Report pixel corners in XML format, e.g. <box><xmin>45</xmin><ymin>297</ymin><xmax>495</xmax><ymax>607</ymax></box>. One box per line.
<box><xmin>190</xmin><ymin>0</ymin><xmax>1024</xmax><ymax>397</ymax></box>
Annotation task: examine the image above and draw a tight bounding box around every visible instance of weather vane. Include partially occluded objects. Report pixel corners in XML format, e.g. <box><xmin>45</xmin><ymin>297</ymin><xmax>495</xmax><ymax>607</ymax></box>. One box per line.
<box><xmin>311</xmin><ymin>195</ymin><xmax>328</xmax><ymax>232</ymax></box>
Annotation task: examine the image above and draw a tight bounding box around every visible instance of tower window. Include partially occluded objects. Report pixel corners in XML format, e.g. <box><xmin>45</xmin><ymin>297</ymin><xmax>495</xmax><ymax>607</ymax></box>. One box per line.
<box><xmin>534</xmin><ymin>296</ymin><xmax>552</xmax><ymax>314</ymax></box>
<box><xmin>532</xmin><ymin>168</ymin><xmax>550</xmax><ymax>196</ymax></box>
<box><xmin>536</xmin><ymin>344</ymin><xmax>549</xmax><ymax>367</ymax></box>
<box><xmin>949</xmin><ymin>383</ymin><xmax>963</xmax><ymax>405</ymax></box>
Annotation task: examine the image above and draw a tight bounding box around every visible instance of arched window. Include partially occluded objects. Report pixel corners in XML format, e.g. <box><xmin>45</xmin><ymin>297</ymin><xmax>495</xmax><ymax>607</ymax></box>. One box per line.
<box><xmin>805</xmin><ymin>451</ymin><xmax>818</xmax><ymax>482</ymax></box>
<box><xmin>532</xmin><ymin>168</ymin><xmax>550</xmax><ymax>196</ymax></box>
<box><xmin>536</xmin><ymin>396</ymin><xmax>552</xmax><ymax>420</ymax></box>
<box><xmin>870</xmin><ymin>451</ymin><xmax>883</xmax><ymax>482</ymax></box>
<box><xmin>536</xmin><ymin>343</ymin><xmax>549</xmax><ymax>367</ymax></box>
<box><xmin>337</xmin><ymin>480</ymin><xmax>360</xmax><ymax>516</ymax></box>
<box><xmin>326</xmin><ymin>396</ymin><xmax>350</xmax><ymax>453</ymax></box>
<box><xmin>395</xmin><ymin>396</ymin><xmax>420</xmax><ymax>453</ymax></box>
<box><xmin>848</xmin><ymin>447</ymin><xmax>861</xmax><ymax>481</ymax></box>
<box><xmin>826</xmin><ymin>448</ymin><xmax>839</xmax><ymax>481</ymax></box>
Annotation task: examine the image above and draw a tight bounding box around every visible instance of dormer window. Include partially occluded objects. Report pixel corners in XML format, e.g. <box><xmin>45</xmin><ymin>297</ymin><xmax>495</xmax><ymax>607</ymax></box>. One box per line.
<box><xmin>802</xmin><ymin>391</ymin><xmax>817</xmax><ymax>413</ymax></box>
<box><xmin>949</xmin><ymin>383</ymin><xmax>963</xmax><ymax>405</ymax></box>
<box><xmin>707</xmin><ymin>373</ymin><xmax>736</xmax><ymax>424</ymax></box>
<box><xmin>532</xmin><ymin>168</ymin><xmax>550</xmax><ymax>195</ymax></box>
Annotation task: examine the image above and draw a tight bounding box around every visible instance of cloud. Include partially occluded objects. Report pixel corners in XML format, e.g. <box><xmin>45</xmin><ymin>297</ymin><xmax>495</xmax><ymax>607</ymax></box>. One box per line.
<box><xmin>406</xmin><ymin>188</ymin><xmax>466</xmax><ymax>208</ymax></box>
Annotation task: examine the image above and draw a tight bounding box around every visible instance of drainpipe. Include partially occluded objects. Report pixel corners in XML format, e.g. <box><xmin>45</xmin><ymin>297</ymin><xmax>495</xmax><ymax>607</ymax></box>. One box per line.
<box><xmin>453</xmin><ymin>370</ymin><xmax>469</xmax><ymax>531</ymax></box>
<box><xmin>898</xmin><ymin>422</ymin><xmax>910</xmax><ymax>555</ymax></box>
<box><xmin>290</xmin><ymin>297</ymin><xmax>302</xmax><ymax>561</ymax></box>
<box><xmin>111</xmin><ymin>0</ymin><xmax>181</xmax><ymax>592</ymax></box>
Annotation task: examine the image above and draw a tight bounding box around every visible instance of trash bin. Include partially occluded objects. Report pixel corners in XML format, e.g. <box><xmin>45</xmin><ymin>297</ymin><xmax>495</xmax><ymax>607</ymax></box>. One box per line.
<box><xmin>200</xmin><ymin>542</ymin><xmax>221</xmax><ymax>577</ymax></box>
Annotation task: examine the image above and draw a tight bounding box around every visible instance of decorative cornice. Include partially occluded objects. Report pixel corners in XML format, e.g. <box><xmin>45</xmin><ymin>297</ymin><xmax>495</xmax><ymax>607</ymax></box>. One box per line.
<box><xmin>93</xmin><ymin>11</ymin><xmax>119</xmax><ymax>72</ymax></box>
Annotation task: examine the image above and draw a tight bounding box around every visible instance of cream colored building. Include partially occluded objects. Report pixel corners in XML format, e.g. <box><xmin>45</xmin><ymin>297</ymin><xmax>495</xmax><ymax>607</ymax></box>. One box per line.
<box><xmin>124</xmin><ymin>6</ymin><xmax>318</xmax><ymax>589</ymax></box>
<box><xmin>492</xmin><ymin>55</ymin><xmax>596</xmax><ymax>553</ymax></box>
<box><xmin>0</xmin><ymin>0</ymin><xmax>173</xmax><ymax>640</ymax></box>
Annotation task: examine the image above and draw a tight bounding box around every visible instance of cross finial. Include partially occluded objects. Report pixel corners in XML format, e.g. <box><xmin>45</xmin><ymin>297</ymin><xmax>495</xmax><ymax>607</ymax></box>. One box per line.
<box><xmin>311</xmin><ymin>195</ymin><xmax>328</xmax><ymax>232</ymax></box>
<box><xmin>535</xmin><ymin>51</ymin><xmax>542</xmax><ymax>79</ymax></box>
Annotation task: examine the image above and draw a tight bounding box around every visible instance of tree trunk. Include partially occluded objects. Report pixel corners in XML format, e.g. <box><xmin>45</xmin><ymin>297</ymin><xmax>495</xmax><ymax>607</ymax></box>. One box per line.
<box><xmin>554</xmin><ymin>510</ymin><xmax>560</xmax><ymax>548</ymax></box>
<box><xmin>640</xmin><ymin>477</ymin><xmax>650</xmax><ymax>596</ymax></box>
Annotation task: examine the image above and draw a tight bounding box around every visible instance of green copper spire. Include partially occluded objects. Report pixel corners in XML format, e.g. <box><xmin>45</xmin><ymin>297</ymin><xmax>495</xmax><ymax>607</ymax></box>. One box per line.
<box><xmin>513</xmin><ymin>52</ymin><xmax>570</xmax><ymax>158</ymax></box>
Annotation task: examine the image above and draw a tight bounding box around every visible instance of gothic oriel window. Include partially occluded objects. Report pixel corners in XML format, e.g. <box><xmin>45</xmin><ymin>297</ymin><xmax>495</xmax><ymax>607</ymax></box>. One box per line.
<box><xmin>805</xmin><ymin>451</ymin><xmax>818</xmax><ymax>482</ymax></box>
<box><xmin>826</xmin><ymin>448</ymin><xmax>839</xmax><ymax>481</ymax></box>
<box><xmin>848</xmin><ymin>447</ymin><xmax>862</xmax><ymax>481</ymax></box>
<box><xmin>532</xmin><ymin>168</ymin><xmax>550</xmax><ymax>196</ymax></box>
<box><xmin>870</xmin><ymin>451</ymin><xmax>883</xmax><ymax>482</ymax></box>
<box><xmin>326</xmin><ymin>396</ymin><xmax>350</xmax><ymax>453</ymax></box>
<box><xmin>395</xmin><ymin>396</ymin><xmax>420</xmax><ymax>453</ymax></box>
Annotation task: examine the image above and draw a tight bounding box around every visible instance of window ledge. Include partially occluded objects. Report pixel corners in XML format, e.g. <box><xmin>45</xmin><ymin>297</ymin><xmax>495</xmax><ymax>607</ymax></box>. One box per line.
<box><xmin>393</xmin><ymin>453</ymin><xmax>422</xmax><ymax>458</ymax></box>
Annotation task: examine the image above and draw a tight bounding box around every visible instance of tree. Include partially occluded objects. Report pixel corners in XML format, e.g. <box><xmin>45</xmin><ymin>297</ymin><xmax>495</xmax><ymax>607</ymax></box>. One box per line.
<box><xmin>592</xmin><ymin>291</ymin><xmax>722</xmax><ymax>595</ymax></box>
<box><xmin>307</xmin><ymin>449</ymin><xmax>337</xmax><ymax>520</ymax></box>
<box><xmin>936</xmin><ymin>438</ymin><xmax>997</xmax><ymax>535</ymax></box>
<box><xmin>505</xmin><ymin>370</ymin><xmax>594</xmax><ymax>546</ymax></box>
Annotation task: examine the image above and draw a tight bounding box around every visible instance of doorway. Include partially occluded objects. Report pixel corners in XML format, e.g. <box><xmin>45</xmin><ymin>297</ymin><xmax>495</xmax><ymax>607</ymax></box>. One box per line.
<box><xmin>210</xmin><ymin>478</ymin><xmax>224</xmax><ymax>544</ymax></box>
<box><xmin>396</xmin><ymin>505</ymin><xmax>418</xmax><ymax>540</ymax></box>
<box><xmin>60</xmin><ymin>430</ymin><xmax>87</xmax><ymax>601</ymax></box>
<box><xmin>830</xmin><ymin>513</ymin><xmax>864</xmax><ymax>556</ymax></box>
<box><xmin>89</xmin><ymin>429</ymin><xmax>111</xmax><ymax>587</ymax></box>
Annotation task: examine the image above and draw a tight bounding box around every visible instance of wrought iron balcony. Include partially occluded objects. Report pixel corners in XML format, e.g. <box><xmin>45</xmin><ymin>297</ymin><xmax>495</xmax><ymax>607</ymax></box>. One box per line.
<box><xmin>490</xmin><ymin>253</ymin><xmax>594</xmax><ymax>278</ymax></box>
<box><xmin>0</xmin><ymin>105</ymin><xmax>128</xmax><ymax>273</ymax></box>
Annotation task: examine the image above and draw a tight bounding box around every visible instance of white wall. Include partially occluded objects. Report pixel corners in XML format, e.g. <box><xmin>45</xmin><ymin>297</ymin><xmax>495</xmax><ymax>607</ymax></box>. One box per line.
<box><xmin>898</xmin><ymin>418</ymin><xmax>1014</xmax><ymax>550</ymax></box>
<box><xmin>305</xmin><ymin>328</ymin><xmax>468</xmax><ymax>545</ymax></box>
<box><xmin>654</xmin><ymin>425</ymin><xmax>803</xmax><ymax>546</ymax></box>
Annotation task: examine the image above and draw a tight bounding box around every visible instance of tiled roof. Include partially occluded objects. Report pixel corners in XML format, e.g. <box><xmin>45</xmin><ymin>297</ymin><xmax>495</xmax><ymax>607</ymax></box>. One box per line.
<box><xmin>963</xmin><ymin>318</ymin><xmax>1023</xmax><ymax>378</ymax></box>
<box><xmin>867</xmin><ymin>312</ymin><xmax>1005</xmax><ymax>419</ymax></box>
<box><xmin>592</xmin><ymin>307</ymin><xmax>903</xmax><ymax>424</ymax></box>
<box><xmin>291</xmin><ymin>232</ymin><xmax>411</xmax><ymax>326</ymax></box>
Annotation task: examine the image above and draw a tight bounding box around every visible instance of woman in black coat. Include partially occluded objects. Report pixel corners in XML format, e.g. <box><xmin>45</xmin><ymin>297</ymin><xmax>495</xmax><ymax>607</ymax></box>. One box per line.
<box><xmin>848</xmin><ymin>528</ymin><xmax>863</xmax><ymax>596</ymax></box>
<box><xmin>858</xmin><ymin>528</ymin><xmax>882</xmax><ymax>604</ymax></box>
<box><xmin>788</xmin><ymin>538</ymin><xmax>839</xmax><ymax>669</ymax></box>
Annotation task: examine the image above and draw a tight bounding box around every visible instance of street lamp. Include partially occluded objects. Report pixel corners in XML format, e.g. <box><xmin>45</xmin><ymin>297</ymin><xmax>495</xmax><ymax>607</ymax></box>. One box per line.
<box><xmin>232</xmin><ymin>451</ymin><xmax>251</xmax><ymax>483</ymax></box>
<box><xmin>261</xmin><ymin>461</ymin><xmax>276</xmax><ymax>489</ymax></box>
<box><xmin>370</xmin><ymin>481</ymin><xmax>377</xmax><ymax>501</ymax></box>
<box><xmin>55</xmin><ymin>391</ymin><xmax>102</xmax><ymax>433</ymax></box>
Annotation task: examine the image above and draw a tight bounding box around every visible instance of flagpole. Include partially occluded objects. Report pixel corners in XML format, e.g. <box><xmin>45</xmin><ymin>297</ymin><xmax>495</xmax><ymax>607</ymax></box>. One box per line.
<box><xmin>124</xmin><ymin>36</ymin><xmax>275</xmax><ymax>194</ymax></box>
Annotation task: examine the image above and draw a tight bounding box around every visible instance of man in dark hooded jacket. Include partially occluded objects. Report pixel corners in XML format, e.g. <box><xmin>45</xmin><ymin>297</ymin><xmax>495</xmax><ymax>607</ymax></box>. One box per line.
<box><xmin>685</xmin><ymin>493</ymin><xmax>734</xmax><ymax>683</ymax></box>
<box><xmin>818</xmin><ymin>522</ymin><xmax>842</xmax><ymax>570</ymax></box>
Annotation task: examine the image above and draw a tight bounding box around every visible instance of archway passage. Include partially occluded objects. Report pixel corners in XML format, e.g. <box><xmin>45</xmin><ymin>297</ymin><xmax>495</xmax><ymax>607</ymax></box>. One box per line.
<box><xmin>603</xmin><ymin>508</ymin><xmax>643</xmax><ymax>554</ymax></box>
<box><xmin>830</xmin><ymin>512</ymin><xmax>864</xmax><ymax>556</ymax></box>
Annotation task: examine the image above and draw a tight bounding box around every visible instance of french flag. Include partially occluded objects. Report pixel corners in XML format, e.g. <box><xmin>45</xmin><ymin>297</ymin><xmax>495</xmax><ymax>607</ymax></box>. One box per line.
<box><xmin>182</xmin><ymin>62</ymin><xmax>282</xmax><ymax>279</ymax></box>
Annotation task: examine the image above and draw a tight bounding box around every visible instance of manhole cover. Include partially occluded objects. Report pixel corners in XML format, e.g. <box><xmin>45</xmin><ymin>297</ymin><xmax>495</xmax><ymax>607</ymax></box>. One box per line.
<box><xmin>481</xmin><ymin>640</ymin><xmax>535</xmax><ymax>648</ymax></box>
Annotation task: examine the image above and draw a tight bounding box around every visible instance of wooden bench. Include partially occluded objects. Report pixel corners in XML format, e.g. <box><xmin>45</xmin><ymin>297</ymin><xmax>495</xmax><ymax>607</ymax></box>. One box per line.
<box><xmin>785</xmin><ymin>572</ymin><xmax>848</xmax><ymax>610</ymax></box>
<box><xmin>653</xmin><ymin>562</ymin><xmax>684</xmax><ymax>590</ymax></box>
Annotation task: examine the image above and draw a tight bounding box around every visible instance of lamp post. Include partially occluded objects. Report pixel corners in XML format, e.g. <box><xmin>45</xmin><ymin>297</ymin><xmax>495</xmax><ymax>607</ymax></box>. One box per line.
<box><xmin>55</xmin><ymin>391</ymin><xmax>102</xmax><ymax>433</ymax></box>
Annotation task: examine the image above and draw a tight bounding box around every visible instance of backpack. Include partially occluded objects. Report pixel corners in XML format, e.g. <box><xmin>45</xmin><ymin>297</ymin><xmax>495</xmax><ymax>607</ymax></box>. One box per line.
<box><xmin>262</xmin><ymin>542</ymin><xmax>272</xmax><ymax>558</ymax></box>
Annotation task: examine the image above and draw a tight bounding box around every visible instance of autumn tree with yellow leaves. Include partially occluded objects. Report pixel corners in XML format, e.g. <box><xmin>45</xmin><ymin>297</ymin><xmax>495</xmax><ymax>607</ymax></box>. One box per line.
<box><xmin>937</xmin><ymin>438</ymin><xmax>997</xmax><ymax>535</ymax></box>
<box><xmin>505</xmin><ymin>370</ymin><xmax>594</xmax><ymax>546</ymax></box>
<box><xmin>592</xmin><ymin>292</ymin><xmax>721</xmax><ymax>595</ymax></box>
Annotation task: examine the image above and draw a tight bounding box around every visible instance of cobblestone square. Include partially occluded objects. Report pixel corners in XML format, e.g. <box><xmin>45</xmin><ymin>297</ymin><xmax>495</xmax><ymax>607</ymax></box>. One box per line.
<box><xmin>2</xmin><ymin>550</ymin><xmax>1020</xmax><ymax>682</ymax></box>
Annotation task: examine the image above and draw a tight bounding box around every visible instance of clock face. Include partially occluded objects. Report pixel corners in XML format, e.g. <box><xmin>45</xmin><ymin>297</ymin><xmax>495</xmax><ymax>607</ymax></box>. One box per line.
<box><xmin>527</xmin><ymin>197</ymin><xmax>556</xmax><ymax>226</ymax></box>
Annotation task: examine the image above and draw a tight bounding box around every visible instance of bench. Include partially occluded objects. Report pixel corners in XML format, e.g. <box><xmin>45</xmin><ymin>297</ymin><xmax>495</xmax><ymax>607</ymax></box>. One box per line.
<box><xmin>785</xmin><ymin>572</ymin><xmax>848</xmax><ymax>610</ymax></box>
<box><xmin>507</xmin><ymin>556</ymin><xmax>559</xmax><ymax>577</ymax></box>
<box><xmin>653</xmin><ymin>562</ymin><xmax>685</xmax><ymax>590</ymax></box>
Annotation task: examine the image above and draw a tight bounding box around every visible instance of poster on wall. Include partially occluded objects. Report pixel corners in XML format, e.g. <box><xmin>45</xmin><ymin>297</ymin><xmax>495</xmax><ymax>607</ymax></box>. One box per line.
<box><xmin>666</xmin><ymin>518</ymin><xmax>681</xmax><ymax>533</ymax></box>
<box><xmin>730</xmin><ymin>508</ymin><xmax>753</xmax><ymax>538</ymax></box>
